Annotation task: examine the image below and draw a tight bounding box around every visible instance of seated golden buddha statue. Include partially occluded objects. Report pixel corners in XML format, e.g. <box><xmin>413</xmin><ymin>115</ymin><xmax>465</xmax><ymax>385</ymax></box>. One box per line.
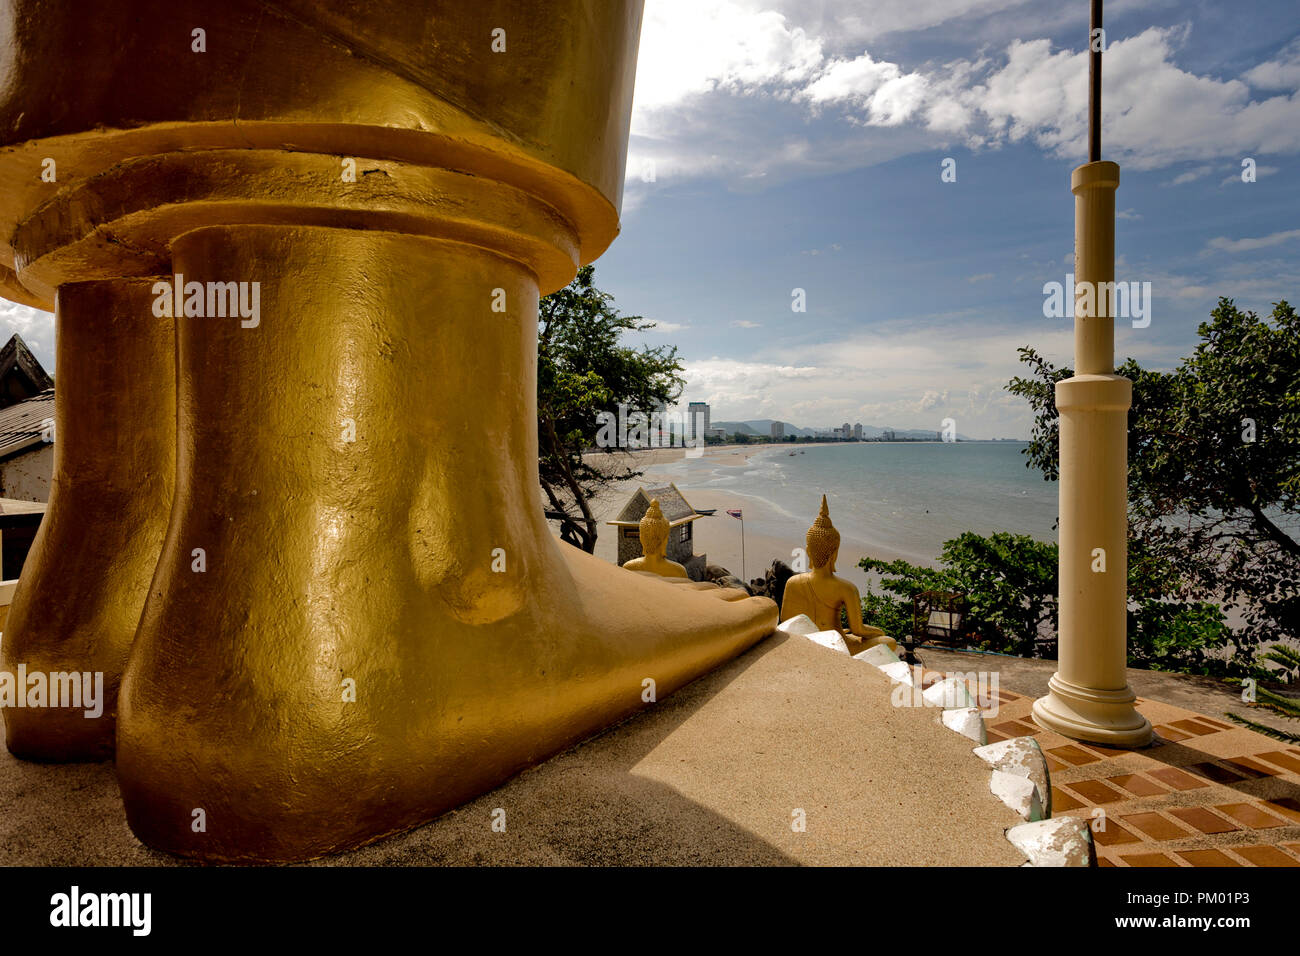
<box><xmin>782</xmin><ymin>496</ymin><xmax>898</xmax><ymax>654</ymax></box>
<box><xmin>624</xmin><ymin>499</ymin><xmax>688</xmax><ymax>578</ymax></box>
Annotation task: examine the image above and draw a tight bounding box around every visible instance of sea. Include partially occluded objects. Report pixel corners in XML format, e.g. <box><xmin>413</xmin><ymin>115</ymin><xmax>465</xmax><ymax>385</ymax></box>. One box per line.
<box><xmin>642</xmin><ymin>441</ymin><xmax>1059</xmax><ymax>568</ymax></box>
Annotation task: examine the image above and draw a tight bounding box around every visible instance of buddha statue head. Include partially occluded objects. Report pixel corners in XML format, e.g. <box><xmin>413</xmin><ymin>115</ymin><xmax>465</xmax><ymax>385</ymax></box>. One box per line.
<box><xmin>805</xmin><ymin>495</ymin><xmax>840</xmax><ymax>572</ymax></box>
<box><xmin>640</xmin><ymin>498</ymin><xmax>671</xmax><ymax>559</ymax></box>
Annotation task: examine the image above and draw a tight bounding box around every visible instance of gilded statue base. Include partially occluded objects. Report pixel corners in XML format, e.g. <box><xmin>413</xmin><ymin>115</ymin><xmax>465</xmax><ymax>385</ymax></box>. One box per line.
<box><xmin>0</xmin><ymin>0</ymin><xmax>785</xmax><ymax>862</ymax></box>
<box><xmin>111</xmin><ymin>224</ymin><xmax>775</xmax><ymax>862</ymax></box>
<box><xmin>1</xmin><ymin>280</ymin><xmax>175</xmax><ymax>761</ymax></box>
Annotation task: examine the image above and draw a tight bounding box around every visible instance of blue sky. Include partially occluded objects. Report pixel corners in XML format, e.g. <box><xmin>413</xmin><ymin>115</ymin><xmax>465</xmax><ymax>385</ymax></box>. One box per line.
<box><xmin>594</xmin><ymin>0</ymin><xmax>1300</xmax><ymax>438</ymax></box>
<box><xmin>1</xmin><ymin>0</ymin><xmax>1296</xmax><ymax>439</ymax></box>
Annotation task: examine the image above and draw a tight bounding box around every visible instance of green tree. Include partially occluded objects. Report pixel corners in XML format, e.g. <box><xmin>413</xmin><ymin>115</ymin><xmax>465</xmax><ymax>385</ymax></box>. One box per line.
<box><xmin>1227</xmin><ymin>644</ymin><xmax>1300</xmax><ymax>743</ymax></box>
<box><xmin>1007</xmin><ymin>298</ymin><xmax>1299</xmax><ymax>652</ymax></box>
<box><xmin>537</xmin><ymin>265</ymin><xmax>685</xmax><ymax>552</ymax></box>
<box><xmin>860</xmin><ymin>531</ymin><xmax>1233</xmax><ymax>672</ymax></box>
<box><xmin>860</xmin><ymin>533</ymin><xmax>1057</xmax><ymax>658</ymax></box>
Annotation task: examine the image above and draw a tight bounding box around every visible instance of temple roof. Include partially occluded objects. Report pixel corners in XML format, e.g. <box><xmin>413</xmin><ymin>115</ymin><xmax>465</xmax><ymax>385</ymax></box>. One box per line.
<box><xmin>0</xmin><ymin>335</ymin><xmax>53</xmax><ymax>410</ymax></box>
<box><xmin>607</xmin><ymin>483</ymin><xmax>703</xmax><ymax>527</ymax></box>
<box><xmin>0</xmin><ymin>387</ymin><xmax>53</xmax><ymax>460</ymax></box>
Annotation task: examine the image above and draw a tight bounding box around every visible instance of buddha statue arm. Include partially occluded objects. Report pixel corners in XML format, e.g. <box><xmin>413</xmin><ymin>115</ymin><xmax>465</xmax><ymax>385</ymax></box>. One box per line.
<box><xmin>844</xmin><ymin>585</ymin><xmax>885</xmax><ymax>639</ymax></box>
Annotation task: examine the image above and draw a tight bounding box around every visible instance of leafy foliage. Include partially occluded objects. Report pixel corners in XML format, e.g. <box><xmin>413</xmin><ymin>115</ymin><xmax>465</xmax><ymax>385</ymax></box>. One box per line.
<box><xmin>1226</xmin><ymin>643</ymin><xmax>1300</xmax><ymax>743</ymax></box>
<box><xmin>859</xmin><ymin>531</ymin><xmax>1238</xmax><ymax>673</ymax></box>
<box><xmin>1007</xmin><ymin>298</ymin><xmax>1300</xmax><ymax>650</ymax></box>
<box><xmin>537</xmin><ymin>265</ymin><xmax>685</xmax><ymax>551</ymax></box>
<box><xmin>860</xmin><ymin>533</ymin><xmax>1056</xmax><ymax>659</ymax></box>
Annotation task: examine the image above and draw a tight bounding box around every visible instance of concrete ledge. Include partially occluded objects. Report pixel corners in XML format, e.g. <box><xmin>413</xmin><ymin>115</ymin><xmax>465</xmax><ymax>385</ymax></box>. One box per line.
<box><xmin>776</xmin><ymin>614</ymin><xmax>817</xmax><ymax>636</ymax></box>
<box><xmin>990</xmin><ymin>769</ymin><xmax>1044</xmax><ymax>821</ymax></box>
<box><xmin>973</xmin><ymin>736</ymin><xmax>1052</xmax><ymax>818</ymax></box>
<box><xmin>852</xmin><ymin>644</ymin><xmax>900</xmax><ymax>667</ymax></box>
<box><xmin>1006</xmin><ymin>817</ymin><xmax>1093</xmax><ymax>867</ymax></box>
<box><xmin>941</xmin><ymin>707</ymin><xmax>987</xmax><ymax>745</ymax></box>
<box><xmin>923</xmin><ymin>676</ymin><xmax>976</xmax><ymax>709</ymax></box>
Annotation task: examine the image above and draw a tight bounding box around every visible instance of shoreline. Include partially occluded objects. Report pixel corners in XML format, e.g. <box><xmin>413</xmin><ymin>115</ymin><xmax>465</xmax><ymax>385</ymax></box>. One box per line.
<box><xmin>580</xmin><ymin>445</ymin><xmax>923</xmax><ymax>592</ymax></box>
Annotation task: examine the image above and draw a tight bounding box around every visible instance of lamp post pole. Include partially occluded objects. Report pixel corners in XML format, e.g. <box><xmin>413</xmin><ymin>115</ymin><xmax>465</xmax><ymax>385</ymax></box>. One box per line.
<box><xmin>1033</xmin><ymin>0</ymin><xmax>1153</xmax><ymax>747</ymax></box>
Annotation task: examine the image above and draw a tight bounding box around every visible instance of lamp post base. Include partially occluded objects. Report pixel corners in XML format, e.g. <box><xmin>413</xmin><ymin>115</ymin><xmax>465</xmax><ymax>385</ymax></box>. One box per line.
<box><xmin>1033</xmin><ymin>672</ymin><xmax>1152</xmax><ymax>748</ymax></box>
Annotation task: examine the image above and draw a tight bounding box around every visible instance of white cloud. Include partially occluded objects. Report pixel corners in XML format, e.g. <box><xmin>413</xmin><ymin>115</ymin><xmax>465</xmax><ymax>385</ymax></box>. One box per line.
<box><xmin>1204</xmin><ymin>229</ymin><xmax>1300</xmax><ymax>254</ymax></box>
<box><xmin>1165</xmin><ymin>165</ymin><xmax>1214</xmax><ymax>186</ymax></box>
<box><xmin>730</xmin><ymin>319</ymin><xmax>763</xmax><ymax>328</ymax></box>
<box><xmin>1220</xmin><ymin>164</ymin><xmax>1278</xmax><ymax>185</ymax></box>
<box><xmin>646</xmin><ymin>320</ymin><xmax>692</xmax><ymax>333</ymax></box>
<box><xmin>800</xmin><ymin>54</ymin><xmax>930</xmax><ymax>126</ymax></box>
<box><xmin>967</xmin><ymin>272</ymin><xmax>995</xmax><ymax>283</ymax></box>
<box><xmin>0</xmin><ymin>301</ymin><xmax>54</xmax><ymax>369</ymax></box>
<box><xmin>628</xmin><ymin>12</ymin><xmax>1300</xmax><ymax>192</ymax></box>
<box><xmin>678</xmin><ymin>324</ymin><xmax>1077</xmax><ymax>437</ymax></box>
<box><xmin>631</xmin><ymin>0</ymin><xmax>823</xmax><ymax>116</ymax></box>
<box><xmin>760</xmin><ymin>0</ymin><xmax>1041</xmax><ymax>44</ymax></box>
<box><xmin>1243</xmin><ymin>38</ymin><xmax>1300</xmax><ymax>91</ymax></box>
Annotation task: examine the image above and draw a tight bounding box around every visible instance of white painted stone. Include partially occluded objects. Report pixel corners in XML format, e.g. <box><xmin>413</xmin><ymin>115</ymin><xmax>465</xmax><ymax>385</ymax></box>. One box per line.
<box><xmin>941</xmin><ymin>707</ymin><xmax>987</xmax><ymax>745</ymax></box>
<box><xmin>990</xmin><ymin>769</ymin><xmax>1044</xmax><ymax>821</ymax></box>
<box><xmin>879</xmin><ymin>661</ymin><xmax>915</xmax><ymax>685</ymax></box>
<box><xmin>1006</xmin><ymin>817</ymin><xmax>1092</xmax><ymax>867</ymax></box>
<box><xmin>852</xmin><ymin>644</ymin><xmax>900</xmax><ymax>667</ymax></box>
<box><xmin>777</xmin><ymin>614</ymin><xmax>818</xmax><ymax>636</ymax></box>
<box><xmin>972</xmin><ymin>736</ymin><xmax>1051</xmax><ymax>817</ymax></box>
<box><xmin>802</xmin><ymin>629</ymin><xmax>850</xmax><ymax>655</ymax></box>
<box><xmin>922</xmin><ymin>676</ymin><xmax>975</xmax><ymax>709</ymax></box>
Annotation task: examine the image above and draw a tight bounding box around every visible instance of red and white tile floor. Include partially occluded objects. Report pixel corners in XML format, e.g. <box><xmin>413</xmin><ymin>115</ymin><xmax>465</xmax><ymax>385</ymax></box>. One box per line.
<box><xmin>979</xmin><ymin>687</ymin><xmax>1300</xmax><ymax>866</ymax></box>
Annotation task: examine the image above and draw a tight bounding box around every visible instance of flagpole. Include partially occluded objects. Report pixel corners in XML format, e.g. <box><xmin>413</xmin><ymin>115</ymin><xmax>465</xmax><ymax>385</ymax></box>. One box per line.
<box><xmin>740</xmin><ymin>515</ymin><xmax>746</xmax><ymax>581</ymax></box>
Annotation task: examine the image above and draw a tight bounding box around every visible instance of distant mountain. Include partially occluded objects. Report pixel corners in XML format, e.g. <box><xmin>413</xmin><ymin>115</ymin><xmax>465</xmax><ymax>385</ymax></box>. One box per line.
<box><xmin>712</xmin><ymin>419</ymin><xmax>974</xmax><ymax>441</ymax></box>
<box><xmin>714</xmin><ymin>419</ymin><xmax>816</xmax><ymax>437</ymax></box>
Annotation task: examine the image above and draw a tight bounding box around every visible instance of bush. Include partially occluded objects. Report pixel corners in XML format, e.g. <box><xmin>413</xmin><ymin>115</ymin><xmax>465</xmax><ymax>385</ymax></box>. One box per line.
<box><xmin>859</xmin><ymin>531</ymin><xmax>1243</xmax><ymax>674</ymax></box>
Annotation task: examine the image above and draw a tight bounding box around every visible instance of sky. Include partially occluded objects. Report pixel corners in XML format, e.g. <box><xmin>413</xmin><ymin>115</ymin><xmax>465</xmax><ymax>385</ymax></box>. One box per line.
<box><xmin>1</xmin><ymin>0</ymin><xmax>1297</xmax><ymax>439</ymax></box>
<box><xmin>595</xmin><ymin>0</ymin><xmax>1300</xmax><ymax>438</ymax></box>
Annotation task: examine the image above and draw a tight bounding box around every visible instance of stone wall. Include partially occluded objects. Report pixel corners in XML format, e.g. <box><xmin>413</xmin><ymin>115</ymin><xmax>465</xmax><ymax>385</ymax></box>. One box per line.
<box><xmin>0</xmin><ymin>444</ymin><xmax>52</xmax><ymax>502</ymax></box>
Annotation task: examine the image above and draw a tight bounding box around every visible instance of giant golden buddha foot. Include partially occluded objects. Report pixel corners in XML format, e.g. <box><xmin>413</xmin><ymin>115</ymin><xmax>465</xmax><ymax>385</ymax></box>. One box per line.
<box><xmin>0</xmin><ymin>0</ymin><xmax>774</xmax><ymax>861</ymax></box>
<box><xmin>1</xmin><ymin>279</ymin><xmax>175</xmax><ymax>760</ymax></box>
<box><xmin>116</xmin><ymin>224</ymin><xmax>776</xmax><ymax>862</ymax></box>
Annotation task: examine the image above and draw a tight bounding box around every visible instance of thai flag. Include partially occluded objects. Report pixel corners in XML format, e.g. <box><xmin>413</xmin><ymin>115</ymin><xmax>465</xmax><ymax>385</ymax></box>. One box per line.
<box><xmin>726</xmin><ymin>509</ymin><xmax>743</xmax><ymax>520</ymax></box>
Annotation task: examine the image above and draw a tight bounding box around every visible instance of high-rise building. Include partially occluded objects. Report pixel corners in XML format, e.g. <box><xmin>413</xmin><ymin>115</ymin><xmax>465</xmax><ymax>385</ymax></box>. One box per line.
<box><xmin>770</xmin><ymin>421</ymin><xmax>784</xmax><ymax>439</ymax></box>
<box><xmin>841</xmin><ymin>422</ymin><xmax>851</xmax><ymax>441</ymax></box>
<box><xmin>687</xmin><ymin>402</ymin><xmax>710</xmax><ymax>442</ymax></box>
<box><xmin>853</xmin><ymin>423</ymin><xmax>863</xmax><ymax>440</ymax></box>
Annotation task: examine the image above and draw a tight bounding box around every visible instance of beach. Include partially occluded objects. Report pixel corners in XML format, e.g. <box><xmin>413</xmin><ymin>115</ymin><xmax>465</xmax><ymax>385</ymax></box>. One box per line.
<box><xmin>578</xmin><ymin>443</ymin><xmax>958</xmax><ymax>592</ymax></box>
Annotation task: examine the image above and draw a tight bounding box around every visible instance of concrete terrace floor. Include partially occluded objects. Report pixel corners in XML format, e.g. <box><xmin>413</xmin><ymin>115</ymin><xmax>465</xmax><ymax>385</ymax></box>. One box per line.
<box><xmin>0</xmin><ymin>634</ymin><xmax>1026</xmax><ymax>867</ymax></box>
